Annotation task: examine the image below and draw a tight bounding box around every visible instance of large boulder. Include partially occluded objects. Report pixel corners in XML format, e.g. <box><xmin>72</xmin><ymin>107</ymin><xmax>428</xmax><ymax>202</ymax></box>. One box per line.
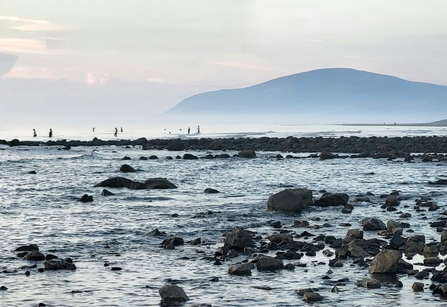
<box><xmin>369</xmin><ymin>250</ymin><xmax>402</xmax><ymax>273</ymax></box>
<box><xmin>158</xmin><ymin>285</ymin><xmax>189</xmax><ymax>302</ymax></box>
<box><xmin>314</xmin><ymin>193</ymin><xmax>349</xmax><ymax>207</ymax></box>
<box><xmin>238</xmin><ymin>149</ymin><xmax>256</xmax><ymax>158</ymax></box>
<box><xmin>144</xmin><ymin>178</ymin><xmax>177</xmax><ymax>189</ymax></box>
<box><xmin>256</xmin><ymin>256</ymin><xmax>284</xmax><ymax>270</ymax></box>
<box><xmin>94</xmin><ymin>177</ymin><xmax>147</xmax><ymax>190</ymax></box>
<box><xmin>224</xmin><ymin>228</ymin><xmax>253</xmax><ymax>251</ymax></box>
<box><xmin>362</xmin><ymin>217</ymin><xmax>386</xmax><ymax>231</ymax></box>
<box><xmin>267</xmin><ymin>188</ymin><xmax>312</xmax><ymax>212</ymax></box>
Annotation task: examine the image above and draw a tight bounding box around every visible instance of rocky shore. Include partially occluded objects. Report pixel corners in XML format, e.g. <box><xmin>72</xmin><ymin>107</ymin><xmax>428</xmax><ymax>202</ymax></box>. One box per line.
<box><xmin>2</xmin><ymin>135</ymin><xmax>447</xmax><ymax>156</ymax></box>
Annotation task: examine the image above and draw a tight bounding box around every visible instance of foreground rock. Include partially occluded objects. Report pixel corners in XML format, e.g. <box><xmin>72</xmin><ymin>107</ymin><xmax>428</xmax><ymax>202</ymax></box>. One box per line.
<box><xmin>224</xmin><ymin>228</ymin><xmax>253</xmax><ymax>250</ymax></box>
<box><xmin>369</xmin><ymin>250</ymin><xmax>402</xmax><ymax>273</ymax></box>
<box><xmin>158</xmin><ymin>285</ymin><xmax>189</xmax><ymax>302</ymax></box>
<box><xmin>267</xmin><ymin>188</ymin><xmax>312</xmax><ymax>212</ymax></box>
<box><xmin>228</xmin><ymin>263</ymin><xmax>252</xmax><ymax>275</ymax></box>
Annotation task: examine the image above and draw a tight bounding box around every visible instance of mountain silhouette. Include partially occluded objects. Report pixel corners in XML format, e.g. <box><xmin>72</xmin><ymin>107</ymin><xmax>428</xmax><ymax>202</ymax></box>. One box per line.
<box><xmin>165</xmin><ymin>68</ymin><xmax>447</xmax><ymax>119</ymax></box>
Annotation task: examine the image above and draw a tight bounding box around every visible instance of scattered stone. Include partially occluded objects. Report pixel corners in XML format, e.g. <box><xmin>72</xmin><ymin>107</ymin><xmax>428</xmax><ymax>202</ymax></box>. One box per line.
<box><xmin>357</xmin><ymin>278</ymin><xmax>381</xmax><ymax>289</ymax></box>
<box><xmin>362</xmin><ymin>217</ymin><xmax>386</xmax><ymax>231</ymax></box>
<box><xmin>15</xmin><ymin>244</ymin><xmax>39</xmax><ymax>252</ymax></box>
<box><xmin>79</xmin><ymin>194</ymin><xmax>93</xmax><ymax>202</ymax></box>
<box><xmin>101</xmin><ymin>189</ymin><xmax>115</xmax><ymax>196</ymax></box>
<box><xmin>267</xmin><ymin>188</ymin><xmax>312</xmax><ymax>212</ymax></box>
<box><xmin>119</xmin><ymin>164</ymin><xmax>136</xmax><ymax>173</ymax></box>
<box><xmin>303</xmin><ymin>292</ymin><xmax>323</xmax><ymax>302</ymax></box>
<box><xmin>228</xmin><ymin>263</ymin><xmax>252</xmax><ymax>275</ymax></box>
<box><xmin>412</xmin><ymin>282</ymin><xmax>424</xmax><ymax>292</ymax></box>
<box><xmin>204</xmin><ymin>188</ymin><xmax>220</xmax><ymax>194</ymax></box>
<box><xmin>144</xmin><ymin>178</ymin><xmax>177</xmax><ymax>189</ymax></box>
<box><xmin>44</xmin><ymin>258</ymin><xmax>76</xmax><ymax>270</ymax></box>
<box><xmin>238</xmin><ymin>149</ymin><xmax>256</xmax><ymax>158</ymax></box>
<box><xmin>369</xmin><ymin>250</ymin><xmax>402</xmax><ymax>273</ymax></box>
<box><xmin>158</xmin><ymin>285</ymin><xmax>189</xmax><ymax>302</ymax></box>
<box><xmin>256</xmin><ymin>256</ymin><xmax>284</xmax><ymax>270</ymax></box>
<box><xmin>224</xmin><ymin>228</ymin><xmax>253</xmax><ymax>251</ymax></box>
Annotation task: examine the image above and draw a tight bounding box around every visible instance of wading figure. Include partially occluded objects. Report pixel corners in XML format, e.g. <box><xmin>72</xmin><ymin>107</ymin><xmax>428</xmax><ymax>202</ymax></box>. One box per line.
<box><xmin>114</xmin><ymin>127</ymin><xmax>118</xmax><ymax>137</ymax></box>
<box><xmin>49</xmin><ymin>128</ymin><xmax>53</xmax><ymax>138</ymax></box>
<box><xmin>33</xmin><ymin>129</ymin><xmax>37</xmax><ymax>137</ymax></box>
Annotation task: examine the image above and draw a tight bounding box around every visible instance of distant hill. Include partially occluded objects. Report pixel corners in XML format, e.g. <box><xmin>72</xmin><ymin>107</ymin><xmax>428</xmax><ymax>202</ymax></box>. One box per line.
<box><xmin>164</xmin><ymin>68</ymin><xmax>447</xmax><ymax>121</ymax></box>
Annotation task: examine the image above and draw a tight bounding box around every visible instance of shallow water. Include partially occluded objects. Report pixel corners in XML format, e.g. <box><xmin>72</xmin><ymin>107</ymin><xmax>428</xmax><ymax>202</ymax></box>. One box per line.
<box><xmin>1</xmin><ymin>144</ymin><xmax>447</xmax><ymax>306</ymax></box>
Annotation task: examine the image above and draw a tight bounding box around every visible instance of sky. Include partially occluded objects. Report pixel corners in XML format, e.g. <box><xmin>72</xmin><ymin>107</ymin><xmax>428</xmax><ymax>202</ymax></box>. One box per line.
<box><xmin>1</xmin><ymin>0</ymin><xmax>447</xmax><ymax>125</ymax></box>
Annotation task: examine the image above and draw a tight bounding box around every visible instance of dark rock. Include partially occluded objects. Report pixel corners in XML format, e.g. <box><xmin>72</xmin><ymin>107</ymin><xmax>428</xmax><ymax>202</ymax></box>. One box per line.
<box><xmin>121</xmin><ymin>156</ymin><xmax>131</xmax><ymax>160</ymax></box>
<box><xmin>95</xmin><ymin>177</ymin><xmax>147</xmax><ymax>190</ymax></box>
<box><xmin>362</xmin><ymin>217</ymin><xmax>386</xmax><ymax>231</ymax></box>
<box><xmin>44</xmin><ymin>258</ymin><xmax>76</xmax><ymax>270</ymax></box>
<box><xmin>101</xmin><ymin>189</ymin><xmax>115</xmax><ymax>196</ymax></box>
<box><xmin>144</xmin><ymin>177</ymin><xmax>177</xmax><ymax>189</ymax></box>
<box><xmin>28</xmin><ymin>171</ymin><xmax>37</xmax><ymax>174</ymax></box>
<box><xmin>256</xmin><ymin>256</ymin><xmax>284</xmax><ymax>270</ymax></box>
<box><xmin>24</xmin><ymin>251</ymin><xmax>45</xmax><ymax>261</ymax></box>
<box><xmin>204</xmin><ymin>188</ymin><xmax>220</xmax><ymax>194</ymax></box>
<box><xmin>412</xmin><ymin>282</ymin><xmax>424</xmax><ymax>292</ymax></box>
<box><xmin>319</xmin><ymin>151</ymin><xmax>339</xmax><ymax>160</ymax></box>
<box><xmin>139</xmin><ymin>156</ymin><xmax>148</xmax><ymax>160</ymax></box>
<box><xmin>119</xmin><ymin>164</ymin><xmax>136</xmax><ymax>173</ymax></box>
<box><xmin>15</xmin><ymin>244</ymin><xmax>39</xmax><ymax>252</ymax></box>
<box><xmin>267</xmin><ymin>188</ymin><xmax>312</xmax><ymax>212</ymax></box>
<box><xmin>357</xmin><ymin>278</ymin><xmax>381</xmax><ymax>289</ymax></box>
<box><xmin>369</xmin><ymin>250</ymin><xmax>402</xmax><ymax>273</ymax></box>
<box><xmin>79</xmin><ymin>194</ymin><xmax>93</xmax><ymax>202</ymax></box>
<box><xmin>228</xmin><ymin>263</ymin><xmax>252</xmax><ymax>275</ymax></box>
<box><xmin>303</xmin><ymin>292</ymin><xmax>323</xmax><ymax>302</ymax></box>
<box><xmin>314</xmin><ymin>193</ymin><xmax>349</xmax><ymax>207</ymax></box>
<box><xmin>183</xmin><ymin>153</ymin><xmax>199</xmax><ymax>160</ymax></box>
<box><xmin>148</xmin><ymin>155</ymin><xmax>158</xmax><ymax>160</ymax></box>
<box><xmin>238</xmin><ymin>149</ymin><xmax>256</xmax><ymax>158</ymax></box>
<box><xmin>158</xmin><ymin>285</ymin><xmax>189</xmax><ymax>302</ymax></box>
<box><xmin>224</xmin><ymin>228</ymin><xmax>253</xmax><ymax>251</ymax></box>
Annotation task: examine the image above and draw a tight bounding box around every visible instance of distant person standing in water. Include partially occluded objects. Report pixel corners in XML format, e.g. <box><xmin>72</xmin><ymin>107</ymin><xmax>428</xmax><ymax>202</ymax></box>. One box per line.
<box><xmin>114</xmin><ymin>127</ymin><xmax>118</xmax><ymax>137</ymax></box>
<box><xmin>33</xmin><ymin>129</ymin><xmax>37</xmax><ymax>137</ymax></box>
<box><xmin>92</xmin><ymin>127</ymin><xmax>95</xmax><ymax>132</ymax></box>
<box><xmin>187</xmin><ymin>127</ymin><xmax>190</xmax><ymax>135</ymax></box>
<box><xmin>49</xmin><ymin>128</ymin><xmax>53</xmax><ymax>138</ymax></box>
<box><xmin>197</xmin><ymin>125</ymin><xmax>200</xmax><ymax>133</ymax></box>
<box><xmin>120</xmin><ymin>127</ymin><xmax>123</xmax><ymax>132</ymax></box>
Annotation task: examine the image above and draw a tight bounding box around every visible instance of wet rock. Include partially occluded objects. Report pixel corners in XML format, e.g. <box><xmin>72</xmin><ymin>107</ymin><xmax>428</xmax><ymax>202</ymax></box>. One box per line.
<box><xmin>303</xmin><ymin>292</ymin><xmax>323</xmax><ymax>302</ymax></box>
<box><xmin>95</xmin><ymin>177</ymin><xmax>147</xmax><ymax>190</ymax></box>
<box><xmin>45</xmin><ymin>254</ymin><xmax>58</xmax><ymax>260</ymax></box>
<box><xmin>357</xmin><ymin>278</ymin><xmax>381</xmax><ymax>289</ymax></box>
<box><xmin>314</xmin><ymin>193</ymin><xmax>349</xmax><ymax>207</ymax></box>
<box><xmin>148</xmin><ymin>155</ymin><xmax>158</xmax><ymax>160</ymax></box>
<box><xmin>183</xmin><ymin>153</ymin><xmax>199</xmax><ymax>160</ymax></box>
<box><xmin>139</xmin><ymin>156</ymin><xmax>148</xmax><ymax>160</ymax></box>
<box><xmin>256</xmin><ymin>256</ymin><xmax>284</xmax><ymax>270</ymax></box>
<box><xmin>28</xmin><ymin>171</ymin><xmax>37</xmax><ymax>174</ymax></box>
<box><xmin>204</xmin><ymin>188</ymin><xmax>220</xmax><ymax>194</ymax></box>
<box><xmin>412</xmin><ymin>282</ymin><xmax>424</xmax><ymax>292</ymax></box>
<box><xmin>147</xmin><ymin>229</ymin><xmax>163</xmax><ymax>236</ymax></box>
<box><xmin>362</xmin><ymin>217</ymin><xmax>386</xmax><ymax>231</ymax></box>
<box><xmin>15</xmin><ymin>244</ymin><xmax>39</xmax><ymax>252</ymax></box>
<box><xmin>79</xmin><ymin>194</ymin><xmax>93</xmax><ymax>202</ymax></box>
<box><xmin>44</xmin><ymin>258</ymin><xmax>76</xmax><ymax>270</ymax></box>
<box><xmin>319</xmin><ymin>151</ymin><xmax>339</xmax><ymax>160</ymax></box>
<box><xmin>238</xmin><ymin>149</ymin><xmax>256</xmax><ymax>158</ymax></box>
<box><xmin>267</xmin><ymin>188</ymin><xmax>312</xmax><ymax>212</ymax></box>
<box><xmin>24</xmin><ymin>251</ymin><xmax>45</xmax><ymax>261</ymax></box>
<box><xmin>119</xmin><ymin>164</ymin><xmax>136</xmax><ymax>173</ymax></box>
<box><xmin>424</xmin><ymin>257</ymin><xmax>441</xmax><ymax>267</ymax></box>
<box><xmin>144</xmin><ymin>177</ymin><xmax>177</xmax><ymax>189</ymax></box>
<box><xmin>161</xmin><ymin>237</ymin><xmax>184</xmax><ymax>249</ymax></box>
<box><xmin>429</xmin><ymin>179</ymin><xmax>447</xmax><ymax>185</ymax></box>
<box><xmin>121</xmin><ymin>156</ymin><xmax>131</xmax><ymax>160</ymax></box>
<box><xmin>369</xmin><ymin>250</ymin><xmax>402</xmax><ymax>273</ymax></box>
<box><xmin>346</xmin><ymin>229</ymin><xmax>363</xmax><ymax>240</ymax></box>
<box><xmin>385</xmin><ymin>195</ymin><xmax>400</xmax><ymax>206</ymax></box>
<box><xmin>228</xmin><ymin>263</ymin><xmax>252</xmax><ymax>275</ymax></box>
<box><xmin>389</xmin><ymin>233</ymin><xmax>405</xmax><ymax>249</ymax></box>
<box><xmin>268</xmin><ymin>233</ymin><xmax>293</xmax><ymax>244</ymax></box>
<box><xmin>101</xmin><ymin>189</ymin><xmax>114</xmax><ymax>196</ymax></box>
<box><xmin>224</xmin><ymin>228</ymin><xmax>253</xmax><ymax>251</ymax></box>
<box><xmin>0</xmin><ymin>286</ymin><xmax>7</xmax><ymax>290</ymax></box>
<box><xmin>158</xmin><ymin>285</ymin><xmax>189</xmax><ymax>302</ymax></box>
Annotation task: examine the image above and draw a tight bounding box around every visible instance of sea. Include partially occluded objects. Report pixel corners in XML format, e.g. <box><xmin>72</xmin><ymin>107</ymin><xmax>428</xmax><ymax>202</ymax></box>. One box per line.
<box><xmin>1</xmin><ymin>123</ymin><xmax>447</xmax><ymax>306</ymax></box>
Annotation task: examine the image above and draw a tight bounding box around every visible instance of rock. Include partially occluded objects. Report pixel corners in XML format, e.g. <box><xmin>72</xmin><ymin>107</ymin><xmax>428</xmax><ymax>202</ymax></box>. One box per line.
<box><xmin>362</xmin><ymin>217</ymin><xmax>386</xmax><ymax>231</ymax></box>
<box><xmin>346</xmin><ymin>229</ymin><xmax>363</xmax><ymax>240</ymax></box>
<box><xmin>412</xmin><ymin>282</ymin><xmax>424</xmax><ymax>292</ymax></box>
<box><xmin>238</xmin><ymin>149</ymin><xmax>256</xmax><ymax>158</ymax></box>
<box><xmin>204</xmin><ymin>188</ymin><xmax>220</xmax><ymax>194</ymax></box>
<box><xmin>385</xmin><ymin>195</ymin><xmax>400</xmax><ymax>206</ymax></box>
<box><xmin>228</xmin><ymin>263</ymin><xmax>252</xmax><ymax>275</ymax></box>
<box><xmin>101</xmin><ymin>189</ymin><xmax>115</xmax><ymax>196</ymax></box>
<box><xmin>119</xmin><ymin>164</ymin><xmax>136</xmax><ymax>173</ymax></box>
<box><xmin>267</xmin><ymin>188</ymin><xmax>312</xmax><ymax>212</ymax></box>
<box><xmin>148</xmin><ymin>155</ymin><xmax>158</xmax><ymax>160</ymax></box>
<box><xmin>79</xmin><ymin>194</ymin><xmax>93</xmax><ymax>202</ymax></box>
<box><xmin>319</xmin><ymin>151</ymin><xmax>339</xmax><ymax>160</ymax></box>
<box><xmin>369</xmin><ymin>250</ymin><xmax>402</xmax><ymax>273</ymax></box>
<box><xmin>357</xmin><ymin>278</ymin><xmax>381</xmax><ymax>289</ymax></box>
<box><xmin>28</xmin><ymin>171</ymin><xmax>37</xmax><ymax>174</ymax></box>
<box><xmin>24</xmin><ymin>251</ymin><xmax>45</xmax><ymax>261</ymax></box>
<box><xmin>158</xmin><ymin>285</ymin><xmax>189</xmax><ymax>302</ymax></box>
<box><xmin>44</xmin><ymin>258</ymin><xmax>76</xmax><ymax>270</ymax></box>
<box><xmin>95</xmin><ymin>177</ymin><xmax>147</xmax><ymax>190</ymax></box>
<box><xmin>314</xmin><ymin>193</ymin><xmax>349</xmax><ymax>207</ymax></box>
<box><xmin>429</xmin><ymin>179</ymin><xmax>447</xmax><ymax>185</ymax></box>
<box><xmin>15</xmin><ymin>244</ymin><xmax>39</xmax><ymax>252</ymax></box>
<box><xmin>303</xmin><ymin>292</ymin><xmax>323</xmax><ymax>302</ymax></box>
<box><xmin>139</xmin><ymin>156</ymin><xmax>148</xmax><ymax>160</ymax></box>
<box><xmin>147</xmin><ymin>229</ymin><xmax>163</xmax><ymax>236</ymax></box>
<box><xmin>224</xmin><ymin>228</ymin><xmax>253</xmax><ymax>251</ymax></box>
<box><xmin>144</xmin><ymin>177</ymin><xmax>177</xmax><ymax>189</ymax></box>
<box><xmin>121</xmin><ymin>156</ymin><xmax>131</xmax><ymax>160</ymax></box>
<box><xmin>268</xmin><ymin>233</ymin><xmax>293</xmax><ymax>243</ymax></box>
<box><xmin>161</xmin><ymin>237</ymin><xmax>184</xmax><ymax>249</ymax></box>
<box><xmin>256</xmin><ymin>256</ymin><xmax>284</xmax><ymax>270</ymax></box>
<box><xmin>183</xmin><ymin>153</ymin><xmax>199</xmax><ymax>160</ymax></box>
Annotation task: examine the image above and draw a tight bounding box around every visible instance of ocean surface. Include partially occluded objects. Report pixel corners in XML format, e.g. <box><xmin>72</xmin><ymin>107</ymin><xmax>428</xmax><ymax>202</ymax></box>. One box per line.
<box><xmin>1</xmin><ymin>124</ymin><xmax>447</xmax><ymax>306</ymax></box>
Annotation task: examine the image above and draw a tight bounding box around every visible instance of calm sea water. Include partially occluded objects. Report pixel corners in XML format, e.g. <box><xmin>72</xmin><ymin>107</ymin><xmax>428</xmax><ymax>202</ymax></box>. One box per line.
<box><xmin>1</xmin><ymin>125</ymin><xmax>447</xmax><ymax>306</ymax></box>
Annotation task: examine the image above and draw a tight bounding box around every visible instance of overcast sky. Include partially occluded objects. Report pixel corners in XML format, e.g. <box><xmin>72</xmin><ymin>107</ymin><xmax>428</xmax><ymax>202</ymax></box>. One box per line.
<box><xmin>1</xmin><ymin>0</ymin><xmax>447</xmax><ymax>122</ymax></box>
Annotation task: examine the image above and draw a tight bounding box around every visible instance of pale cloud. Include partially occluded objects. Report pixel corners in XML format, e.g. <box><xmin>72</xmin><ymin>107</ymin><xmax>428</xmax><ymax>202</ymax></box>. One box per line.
<box><xmin>209</xmin><ymin>60</ymin><xmax>269</xmax><ymax>71</ymax></box>
<box><xmin>85</xmin><ymin>72</ymin><xmax>109</xmax><ymax>85</ymax></box>
<box><xmin>0</xmin><ymin>38</ymin><xmax>49</xmax><ymax>55</ymax></box>
<box><xmin>0</xmin><ymin>15</ymin><xmax>50</xmax><ymax>24</ymax></box>
<box><xmin>147</xmin><ymin>77</ymin><xmax>168</xmax><ymax>84</ymax></box>
<box><xmin>11</xmin><ymin>22</ymin><xmax>64</xmax><ymax>32</ymax></box>
<box><xmin>5</xmin><ymin>66</ymin><xmax>58</xmax><ymax>80</ymax></box>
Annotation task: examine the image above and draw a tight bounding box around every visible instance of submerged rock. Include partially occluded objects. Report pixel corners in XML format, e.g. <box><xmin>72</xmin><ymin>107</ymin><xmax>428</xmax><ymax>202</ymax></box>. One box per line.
<box><xmin>79</xmin><ymin>194</ymin><xmax>93</xmax><ymax>202</ymax></box>
<box><xmin>238</xmin><ymin>149</ymin><xmax>256</xmax><ymax>158</ymax></box>
<box><xmin>314</xmin><ymin>192</ymin><xmax>349</xmax><ymax>207</ymax></box>
<box><xmin>94</xmin><ymin>177</ymin><xmax>147</xmax><ymax>190</ymax></box>
<box><xmin>119</xmin><ymin>164</ymin><xmax>136</xmax><ymax>173</ymax></box>
<box><xmin>144</xmin><ymin>178</ymin><xmax>177</xmax><ymax>189</ymax></box>
<box><xmin>228</xmin><ymin>263</ymin><xmax>252</xmax><ymax>275</ymax></box>
<box><xmin>44</xmin><ymin>258</ymin><xmax>76</xmax><ymax>270</ymax></box>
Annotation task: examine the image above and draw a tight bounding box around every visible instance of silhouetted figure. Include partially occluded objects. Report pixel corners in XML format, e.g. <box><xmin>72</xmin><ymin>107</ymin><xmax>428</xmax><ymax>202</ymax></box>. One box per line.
<box><xmin>187</xmin><ymin>127</ymin><xmax>190</xmax><ymax>135</ymax></box>
<box><xmin>92</xmin><ymin>127</ymin><xmax>95</xmax><ymax>132</ymax></box>
<box><xmin>114</xmin><ymin>127</ymin><xmax>118</xmax><ymax>137</ymax></box>
<box><xmin>49</xmin><ymin>128</ymin><xmax>53</xmax><ymax>138</ymax></box>
<box><xmin>197</xmin><ymin>125</ymin><xmax>200</xmax><ymax>133</ymax></box>
<box><xmin>33</xmin><ymin>129</ymin><xmax>37</xmax><ymax>137</ymax></box>
<box><xmin>120</xmin><ymin>127</ymin><xmax>123</xmax><ymax>132</ymax></box>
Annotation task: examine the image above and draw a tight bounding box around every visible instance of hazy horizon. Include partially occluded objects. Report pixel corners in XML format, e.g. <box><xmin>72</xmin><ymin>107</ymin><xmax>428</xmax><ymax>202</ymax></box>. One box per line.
<box><xmin>1</xmin><ymin>1</ymin><xmax>447</xmax><ymax>126</ymax></box>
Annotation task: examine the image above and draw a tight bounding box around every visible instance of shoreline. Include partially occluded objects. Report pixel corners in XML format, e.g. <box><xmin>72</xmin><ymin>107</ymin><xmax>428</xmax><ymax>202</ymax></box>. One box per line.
<box><xmin>2</xmin><ymin>135</ymin><xmax>447</xmax><ymax>155</ymax></box>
